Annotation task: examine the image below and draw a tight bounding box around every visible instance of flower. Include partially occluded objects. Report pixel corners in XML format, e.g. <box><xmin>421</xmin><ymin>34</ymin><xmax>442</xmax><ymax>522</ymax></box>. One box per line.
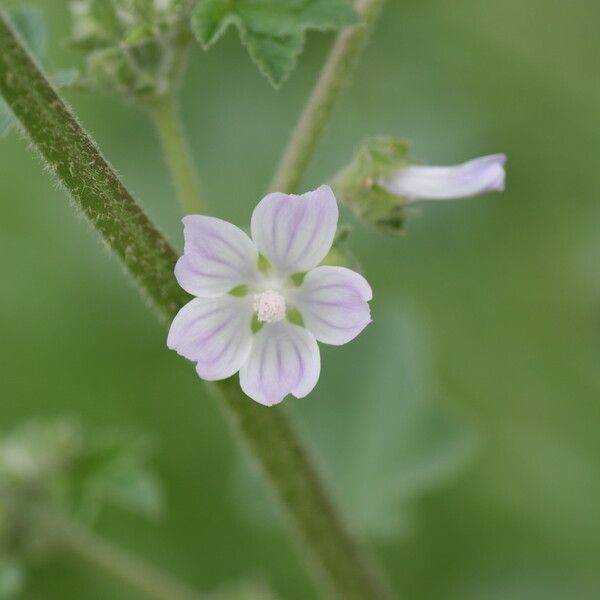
<box><xmin>167</xmin><ymin>185</ymin><xmax>372</xmax><ymax>407</ymax></box>
<box><xmin>379</xmin><ymin>153</ymin><xmax>506</xmax><ymax>202</ymax></box>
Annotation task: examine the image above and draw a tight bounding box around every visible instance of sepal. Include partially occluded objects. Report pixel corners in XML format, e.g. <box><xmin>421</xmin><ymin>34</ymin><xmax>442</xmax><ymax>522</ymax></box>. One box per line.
<box><xmin>332</xmin><ymin>136</ymin><xmax>414</xmax><ymax>235</ymax></box>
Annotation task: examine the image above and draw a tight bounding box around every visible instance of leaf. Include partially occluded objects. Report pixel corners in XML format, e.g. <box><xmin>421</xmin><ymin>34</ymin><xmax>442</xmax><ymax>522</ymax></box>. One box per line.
<box><xmin>235</xmin><ymin>310</ymin><xmax>476</xmax><ymax>538</ymax></box>
<box><xmin>63</xmin><ymin>431</ymin><xmax>164</xmax><ymax>522</ymax></box>
<box><xmin>0</xmin><ymin>560</ymin><xmax>24</xmax><ymax>598</ymax></box>
<box><xmin>51</xmin><ymin>68</ymin><xmax>80</xmax><ymax>88</ymax></box>
<box><xmin>9</xmin><ymin>6</ymin><xmax>47</xmax><ymax>57</ymax></box>
<box><xmin>0</xmin><ymin>100</ymin><xmax>13</xmax><ymax>138</ymax></box>
<box><xmin>192</xmin><ymin>0</ymin><xmax>359</xmax><ymax>87</ymax></box>
<box><xmin>208</xmin><ymin>579</ymin><xmax>281</xmax><ymax>600</ymax></box>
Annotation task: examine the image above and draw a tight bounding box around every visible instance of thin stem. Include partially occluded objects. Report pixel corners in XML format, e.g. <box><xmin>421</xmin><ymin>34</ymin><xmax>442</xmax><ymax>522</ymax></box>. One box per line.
<box><xmin>46</xmin><ymin>512</ymin><xmax>204</xmax><ymax>600</ymax></box>
<box><xmin>269</xmin><ymin>0</ymin><xmax>387</xmax><ymax>194</ymax></box>
<box><xmin>0</xmin><ymin>14</ymin><xmax>391</xmax><ymax>600</ymax></box>
<box><xmin>147</xmin><ymin>96</ymin><xmax>205</xmax><ymax>215</ymax></box>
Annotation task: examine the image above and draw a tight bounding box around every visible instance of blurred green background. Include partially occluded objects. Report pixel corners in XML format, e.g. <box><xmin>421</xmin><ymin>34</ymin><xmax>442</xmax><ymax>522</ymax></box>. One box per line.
<box><xmin>1</xmin><ymin>0</ymin><xmax>599</xmax><ymax>598</ymax></box>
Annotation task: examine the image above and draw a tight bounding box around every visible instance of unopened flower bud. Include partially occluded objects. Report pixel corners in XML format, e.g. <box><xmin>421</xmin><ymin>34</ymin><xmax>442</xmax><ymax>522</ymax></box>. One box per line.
<box><xmin>333</xmin><ymin>137</ymin><xmax>506</xmax><ymax>235</ymax></box>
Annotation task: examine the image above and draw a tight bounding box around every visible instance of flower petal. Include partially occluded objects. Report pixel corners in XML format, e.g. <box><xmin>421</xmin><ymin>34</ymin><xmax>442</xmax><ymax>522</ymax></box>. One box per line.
<box><xmin>380</xmin><ymin>154</ymin><xmax>506</xmax><ymax>201</ymax></box>
<box><xmin>250</xmin><ymin>185</ymin><xmax>338</xmax><ymax>274</ymax></box>
<box><xmin>293</xmin><ymin>266</ymin><xmax>372</xmax><ymax>345</ymax></box>
<box><xmin>239</xmin><ymin>322</ymin><xmax>320</xmax><ymax>406</ymax></box>
<box><xmin>175</xmin><ymin>216</ymin><xmax>259</xmax><ymax>298</ymax></box>
<box><xmin>167</xmin><ymin>295</ymin><xmax>253</xmax><ymax>381</ymax></box>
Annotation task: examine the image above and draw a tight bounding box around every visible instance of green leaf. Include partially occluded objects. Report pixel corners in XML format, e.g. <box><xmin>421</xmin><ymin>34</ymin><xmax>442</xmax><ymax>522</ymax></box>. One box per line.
<box><xmin>51</xmin><ymin>68</ymin><xmax>80</xmax><ymax>88</ymax></box>
<box><xmin>9</xmin><ymin>6</ymin><xmax>47</xmax><ymax>58</ymax></box>
<box><xmin>235</xmin><ymin>310</ymin><xmax>475</xmax><ymax>538</ymax></box>
<box><xmin>64</xmin><ymin>431</ymin><xmax>164</xmax><ymax>522</ymax></box>
<box><xmin>0</xmin><ymin>99</ymin><xmax>13</xmax><ymax>138</ymax></box>
<box><xmin>192</xmin><ymin>0</ymin><xmax>359</xmax><ymax>87</ymax></box>
<box><xmin>208</xmin><ymin>580</ymin><xmax>281</xmax><ymax>600</ymax></box>
<box><xmin>0</xmin><ymin>560</ymin><xmax>24</xmax><ymax>598</ymax></box>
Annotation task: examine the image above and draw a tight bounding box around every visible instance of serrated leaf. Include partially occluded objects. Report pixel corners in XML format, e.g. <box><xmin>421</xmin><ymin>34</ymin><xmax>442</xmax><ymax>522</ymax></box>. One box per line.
<box><xmin>242</xmin><ymin>29</ymin><xmax>304</xmax><ymax>88</ymax></box>
<box><xmin>235</xmin><ymin>310</ymin><xmax>475</xmax><ymax>538</ymax></box>
<box><xmin>192</xmin><ymin>0</ymin><xmax>359</xmax><ymax>87</ymax></box>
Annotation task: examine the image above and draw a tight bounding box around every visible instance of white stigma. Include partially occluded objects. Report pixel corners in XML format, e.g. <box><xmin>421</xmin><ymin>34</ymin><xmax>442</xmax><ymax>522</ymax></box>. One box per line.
<box><xmin>253</xmin><ymin>290</ymin><xmax>286</xmax><ymax>323</ymax></box>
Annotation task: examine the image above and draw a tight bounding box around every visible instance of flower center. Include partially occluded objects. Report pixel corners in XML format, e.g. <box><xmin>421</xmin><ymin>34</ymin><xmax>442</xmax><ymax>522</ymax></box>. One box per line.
<box><xmin>253</xmin><ymin>290</ymin><xmax>286</xmax><ymax>323</ymax></box>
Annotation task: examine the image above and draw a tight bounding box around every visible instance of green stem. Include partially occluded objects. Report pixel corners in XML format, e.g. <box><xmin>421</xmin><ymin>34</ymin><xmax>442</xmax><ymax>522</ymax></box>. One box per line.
<box><xmin>147</xmin><ymin>96</ymin><xmax>205</xmax><ymax>215</ymax></box>
<box><xmin>212</xmin><ymin>381</ymin><xmax>391</xmax><ymax>600</ymax></box>
<box><xmin>47</xmin><ymin>513</ymin><xmax>204</xmax><ymax>600</ymax></box>
<box><xmin>269</xmin><ymin>0</ymin><xmax>388</xmax><ymax>194</ymax></box>
<box><xmin>0</xmin><ymin>14</ymin><xmax>391</xmax><ymax>600</ymax></box>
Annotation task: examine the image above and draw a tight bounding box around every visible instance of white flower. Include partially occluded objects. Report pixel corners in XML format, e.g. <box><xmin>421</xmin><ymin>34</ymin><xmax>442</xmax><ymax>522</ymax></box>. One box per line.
<box><xmin>167</xmin><ymin>185</ymin><xmax>372</xmax><ymax>407</ymax></box>
<box><xmin>380</xmin><ymin>154</ymin><xmax>506</xmax><ymax>202</ymax></box>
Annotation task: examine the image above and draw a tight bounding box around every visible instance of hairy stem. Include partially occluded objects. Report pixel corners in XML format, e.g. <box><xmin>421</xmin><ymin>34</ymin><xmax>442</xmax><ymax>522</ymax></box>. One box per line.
<box><xmin>269</xmin><ymin>0</ymin><xmax>388</xmax><ymax>194</ymax></box>
<box><xmin>0</xmin><ymin>14</ymin><xmax>391</xmax><ymax>600</ymax></box>
<box><xmin>212</xmin><ymin>381</ymin><xmax>391</xmax><ymax>599</ymax></box>
<box><xmin>46</xmin><ymin>512</ymin><xmax>204</xmax><ymax>600</ymax></box>
<box><xmin>147</xmin><ymin>96</ymin><xmax>205</xmax><ymax>215</ymax></box>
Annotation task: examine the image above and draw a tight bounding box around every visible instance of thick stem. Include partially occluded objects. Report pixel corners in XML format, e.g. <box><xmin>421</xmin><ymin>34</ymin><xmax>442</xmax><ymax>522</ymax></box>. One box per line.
<box><xmin>212</xmin><ymin>381</ymin><xmax>392</xmax><ymax>600</ymax></box>
<box><xmin>147</xmin><ymin>96</ymin><xmax>205</xmax><ymax>215</ymax></box>
<box><xmin>0</xmin><ymin>14</ymin><xmax>391</xmax><ymax>600</ymax></box>
<box><xmin>269</xmin><ymin>0</ymin><xmax>388</xmax><ymax>194</ymax></box>
<box><xmin>47</xmin><ymin>513</ymin><xmax>204</xmax><ymax>600</ymax></box>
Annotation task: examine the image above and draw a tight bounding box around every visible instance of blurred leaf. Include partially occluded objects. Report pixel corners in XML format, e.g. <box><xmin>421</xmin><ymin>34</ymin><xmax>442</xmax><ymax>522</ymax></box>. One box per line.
<box><xmin>51</xmin><ymin>68</ymin><xmax>80</xmax><ymax>87</ymax></box>
<box><xmin>321</xmin><ymin>224</ymin><xmax>361</xmax><ymax>269</ymax></box>
<box><xmin>192</xmin><ymin>0</ymin><xmax>358</xmax><ymax>87</ymax></box>
<box><xmin>10</xmin><ymin>5</ymin><xmax>47</xmax><ymax>57</ymax></box>
<box><xmin>208</xmin><ymin>579</ymin><xmax>281</xmax><ymax>600</ymax></box>
<box><xmin>0</xmin><ymin>559</ymin><xmax>24</xmax><ymax>598</ymax></box>
<box><xmin>0</xmin><ymin>418</ymin><xmax>83</xmax><ymax>486</ymax></box>
<box><xmin>236</xmin><ymin>310</ymin><xmax>475</xmax><ymax>538</ymax></box>
<box><xmin>0</xmin><ymin>100</ymin><xmax>14</xmax><ymax>138</ymax></box>
<box><xmin>0</xmin><ymin>419</ymin><xmax>163</xmax><ymax>597</ymax></box>
<box><xmin>0</xmin><ymin>418</ymin><xmax>162</xmax><ymax>564</ymax></box>
<box><xmin>63</xmin><ymin>431</ymin><xmax>164</xmax><ymax>522</ymax></box>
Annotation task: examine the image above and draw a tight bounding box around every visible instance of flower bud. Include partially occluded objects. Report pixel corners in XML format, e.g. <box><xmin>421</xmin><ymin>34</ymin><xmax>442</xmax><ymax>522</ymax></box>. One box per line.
<box><xmin>69</xmin><ymin>0</ymin><xmax>194</xmax><ymax>100</ymax></box>
<box><xmin>333</xmin><ymin>137</ymin><xmax>506</xmax><ymax>235</ymax></box>
<box><xmin>332</xmin><ymin>137</ymin><xmax>413</xmax><ymax>235</ymax></box>
<box><xmin>380</xmin><ymin>154</ymin><xmax>506</xmax><ymax>201</ymax></box>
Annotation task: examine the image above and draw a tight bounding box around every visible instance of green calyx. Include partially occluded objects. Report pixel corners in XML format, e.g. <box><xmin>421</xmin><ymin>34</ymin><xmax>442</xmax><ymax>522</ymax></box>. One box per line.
<box><xmin>257</xmin><ymin>254</ymin><xmax>272</xmax><ymax>273</ymax></box>
<box><xmin>229</xmin><ymin>284</ymin><xmax>249</xmax><ymax>297</ymax></box>
<box><xmin>286</xmin><ymin>306</ymin><xmax>304</xmax><ymax>327</ymax></box>
<box><xmin>332</xmin><ymin>136</ymin><xmax>414</xmax><ymax>235</ymax></box>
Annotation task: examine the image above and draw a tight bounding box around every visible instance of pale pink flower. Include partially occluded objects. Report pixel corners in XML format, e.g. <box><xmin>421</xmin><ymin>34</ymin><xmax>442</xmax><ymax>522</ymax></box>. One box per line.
<box><xmin>167</xmin><ymin>185</ymin><xmax>372</xmax><ymax>406</ymax></box>
<box><xmin>380</xmin><ymin>154</ymin><xmax>506</xmax><ymax>202</ymax></box>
